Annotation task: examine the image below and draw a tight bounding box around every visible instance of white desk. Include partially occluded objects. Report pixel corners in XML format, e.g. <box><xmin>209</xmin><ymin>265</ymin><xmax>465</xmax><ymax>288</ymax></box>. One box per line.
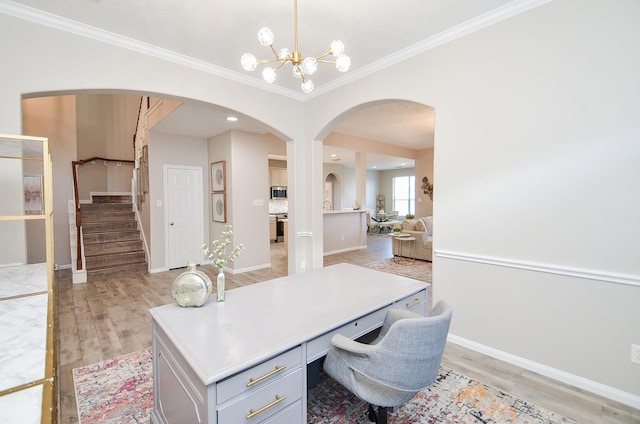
<box><xmin>149</xmin><ymin>263</ymin><xmax>429</xmax><ymax>424</ymax></box>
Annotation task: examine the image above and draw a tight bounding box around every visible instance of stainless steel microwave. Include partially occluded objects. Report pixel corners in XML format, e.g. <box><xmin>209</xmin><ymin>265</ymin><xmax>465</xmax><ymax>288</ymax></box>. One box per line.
<box><xmin>271</xmin><ymin>186</ymin><xmax>287</xmax><ymax>199</ymax></box>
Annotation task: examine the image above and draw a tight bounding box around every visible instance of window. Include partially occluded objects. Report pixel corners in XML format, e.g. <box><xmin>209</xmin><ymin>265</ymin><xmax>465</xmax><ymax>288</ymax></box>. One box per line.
<box><xmin>392</xmin><ymin>176</ymin><xmax>415</xmax><ymax>216</ymax></box>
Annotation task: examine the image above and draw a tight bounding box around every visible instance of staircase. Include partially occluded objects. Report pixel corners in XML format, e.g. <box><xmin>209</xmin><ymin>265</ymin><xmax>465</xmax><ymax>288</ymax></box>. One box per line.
<box><xmin>81</xmin><ymin>195</ymin><xmax>147</xmax><ymax>278</ymax></box>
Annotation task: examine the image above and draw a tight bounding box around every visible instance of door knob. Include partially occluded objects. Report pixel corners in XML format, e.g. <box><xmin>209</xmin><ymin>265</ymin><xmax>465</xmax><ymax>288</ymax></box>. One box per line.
<box><xmin>170</xmin><ymin>222</ymin><xmax>174</xmax><ymax>226</ymax></box>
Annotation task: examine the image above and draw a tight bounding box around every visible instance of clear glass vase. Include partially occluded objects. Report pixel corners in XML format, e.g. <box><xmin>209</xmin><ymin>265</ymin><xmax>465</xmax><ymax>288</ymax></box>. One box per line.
<box><xmin>216</xmin><ymin>269</ymin><xmax>225</xmax><ymax>302</ymax></box>
<box><xmin>171</xmin><ymin>261</ymin><xmax>212</xmax><ymax>307</ymax></box>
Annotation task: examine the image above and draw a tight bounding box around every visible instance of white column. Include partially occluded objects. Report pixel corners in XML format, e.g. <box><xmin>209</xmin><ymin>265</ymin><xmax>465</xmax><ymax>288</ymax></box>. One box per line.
<box><xmin>286</xmin><ymin>136</ymin><xmax>325</xmax><ymax>274</ymax></box>
<box><xmin>355</xmin><ymin>151</ymin><xmax>367</xmax><ymax>210</ymax></box>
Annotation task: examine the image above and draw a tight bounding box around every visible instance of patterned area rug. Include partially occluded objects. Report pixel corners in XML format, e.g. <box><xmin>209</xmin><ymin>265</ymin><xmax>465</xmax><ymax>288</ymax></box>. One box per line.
<box><xmin>73</xmin><ymin>348</ymin><xmax>576</xmax><ymax>424</ymax></box>
<box><xmin>365</xmin><ymin>258</ymin><xmax>432</xmax><ymax>283</ymax></box>
<box><xmin>73</xmin><ymin>347</ymin><xmax>153</xmax><ymax>424</ymax></box>
<box><xmin>308</xmin><ymin>367</ymin><xmax>577</xmax><ymax>424</ymax></box>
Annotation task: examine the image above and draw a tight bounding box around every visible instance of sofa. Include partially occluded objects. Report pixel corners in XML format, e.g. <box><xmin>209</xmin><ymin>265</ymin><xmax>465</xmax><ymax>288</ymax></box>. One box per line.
<box><xmin>392</xmin><ymin>216</ymin><xmax>433</xmax><ymax>261</ymax></box>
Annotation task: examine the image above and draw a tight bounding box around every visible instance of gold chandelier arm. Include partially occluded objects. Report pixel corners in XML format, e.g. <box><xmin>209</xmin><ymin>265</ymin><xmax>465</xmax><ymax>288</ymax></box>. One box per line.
<box><xmin>268</xmin><ymin>44</ymin><xmax>282</xmax><ymax>60</ymax></box>
<box><xmin>273</xmin><ymin>60</ymin><xmax>290</xmax><ymax>72</ymax></box>
<box><xmin>316</xmin><ymin>59</ymin><xmax>337</xmax><ymax>65</ymax></box>
<box><xmin>314</xmin><ymin>49</ymin><xmax>333</xmax><ymax>61</ymax></box>
<box><xmin>256</xmin><ymin>57</ymin><xmax>286</xmax><ymax>65</ymax></box>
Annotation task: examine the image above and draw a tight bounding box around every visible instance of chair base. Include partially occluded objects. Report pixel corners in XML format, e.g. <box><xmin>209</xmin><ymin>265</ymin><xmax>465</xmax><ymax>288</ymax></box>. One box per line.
<box><xmin>368</xmin><ymin>404</ymin><xmax>388</xmax><ymax>424</ymax></box>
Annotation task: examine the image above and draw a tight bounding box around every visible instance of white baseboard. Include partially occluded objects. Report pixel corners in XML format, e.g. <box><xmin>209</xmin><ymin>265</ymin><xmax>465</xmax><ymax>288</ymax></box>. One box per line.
<box><xmin>72</xmin><ymin>269</ymin><xmax>87</xmax><ymax>284</ymax></box>
<box><xmin>230</xmin><ymin>263</ymin><xmax>271</xmax><ymax>274</ymax></box>
<box><xmin>323</xmin><ymin>245</ymin><xmax>367</xmax><ymax>256</ymax></box>
<box><xmin>448</xmin><ymin>334</ymin><xmax>640</xmax><ymax>410</ymax></box>
<box><xmin>150</xmin><ymin>267</ymin><xmax>169</xmax><ymax>274</ymax></box>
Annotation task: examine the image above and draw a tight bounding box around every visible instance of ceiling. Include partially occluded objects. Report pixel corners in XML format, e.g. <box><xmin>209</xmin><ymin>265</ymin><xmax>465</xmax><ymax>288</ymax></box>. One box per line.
<box><xmin>7</xmin><ymin>0</ymin><xmax>527</xmax><ymax>169</ymax></box>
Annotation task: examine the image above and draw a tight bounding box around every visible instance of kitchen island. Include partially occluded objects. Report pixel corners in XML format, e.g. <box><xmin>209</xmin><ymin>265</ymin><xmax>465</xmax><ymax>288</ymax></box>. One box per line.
<box><xmin>322</xmin><ymin>210</ymin><xmax>367</xmax><ymax>255</ymax></box>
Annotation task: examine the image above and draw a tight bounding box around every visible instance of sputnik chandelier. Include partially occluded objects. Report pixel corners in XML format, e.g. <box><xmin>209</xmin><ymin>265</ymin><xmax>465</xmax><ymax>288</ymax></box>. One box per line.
<box><xmin>240</xmin><ymin>0</ymin><xmax>351</xmax><ymax>93</ymax></box>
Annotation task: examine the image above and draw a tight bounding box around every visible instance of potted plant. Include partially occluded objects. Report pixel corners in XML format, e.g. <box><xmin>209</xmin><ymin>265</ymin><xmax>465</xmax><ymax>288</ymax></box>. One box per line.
<box><xmin>405</xmin><ymin>213</ymin><xmax>415</xmax><ymax>219</ymax></box>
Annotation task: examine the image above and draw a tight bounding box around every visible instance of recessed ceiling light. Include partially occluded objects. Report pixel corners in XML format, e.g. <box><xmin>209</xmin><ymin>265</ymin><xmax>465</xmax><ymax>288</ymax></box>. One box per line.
<box><xmin>372</xmin><ymin>166</ymin><xmax>377</xmax><ymax>169</ymax></box>
<box><xmin>226</xmin><ymin>116</ymin><xmax>238</xmax><ymax>122</ymax></box>
<box><xmin>330</xmin><ymin>154</ymin><xmax>337</xmax><ymax>157</ymax></box>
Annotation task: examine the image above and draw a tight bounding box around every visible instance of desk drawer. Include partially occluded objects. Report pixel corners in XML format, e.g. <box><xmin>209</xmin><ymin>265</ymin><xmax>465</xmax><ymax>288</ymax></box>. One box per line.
<box><xmin>306</xmin><ymin>306</ymin><xmax>389</xmax><ymax>362</ymax></box>
<box><xmin>263</xmin><ymin>400</ymin><xmax>302</xmax><ymax>424</ymax></box>
<box><xmin>218</xmin><ymin>367</ymin><xmax>303</xmax><ymax>423</ymax></box>
<box><xmin>218</xmin><ymin>346</ymin><xmax>301</xmax><ymax>404</ymax></box>
<box><xmin>395</xmin><ymin>290</ymin><xmax>427</xmax><ymax>315</ymax></box>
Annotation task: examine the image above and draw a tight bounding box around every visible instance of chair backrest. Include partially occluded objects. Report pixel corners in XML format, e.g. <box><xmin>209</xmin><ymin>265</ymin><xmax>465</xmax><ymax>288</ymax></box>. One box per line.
<box><xmin>367</xmin><ymin>301</ymin><xmax>452</xmax><ymax>391</ymax></box>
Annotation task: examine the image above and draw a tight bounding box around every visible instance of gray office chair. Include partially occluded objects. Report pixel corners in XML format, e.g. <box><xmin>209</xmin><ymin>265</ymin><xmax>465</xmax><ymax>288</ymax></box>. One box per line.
<box><xmin>323</xmin><ymin>301</ymin><xmax>452</xmax><ymax>424</ymax></box>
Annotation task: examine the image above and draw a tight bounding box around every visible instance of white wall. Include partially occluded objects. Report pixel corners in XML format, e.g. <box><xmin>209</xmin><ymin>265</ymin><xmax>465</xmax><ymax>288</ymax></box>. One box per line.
<box><xmin>76</xmin><ymin>94</ymin><xmax>138</xmax><ymax>200</ymax></box>
<box><xmin>22</xmin><ymin>96</ymin><xmax>77</xmax><ymax>268</ymax></box>
<box><xmin>0</xmin><ymin>159</ymin><xmax>27</xmax><ymax>265</ymax></box>
<box><xmin>148</xmin><ymin>131</ymin><xmax>209</xmax><ymax>271</ymax></box>
<box><xmin>304</xmin><ymin>0</ymin><xmax>640</xmax><ymax>406</ymax></box>
<box><xmin>226</xmin><ymin>131</ymin><xmax>272</xmax><ymax>273</ymax></box>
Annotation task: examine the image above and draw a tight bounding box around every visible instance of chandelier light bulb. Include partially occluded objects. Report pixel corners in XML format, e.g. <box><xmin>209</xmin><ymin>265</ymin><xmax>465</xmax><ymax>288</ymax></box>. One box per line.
<box><xmin>292</xmin><ymin>65</ymin><xmax>303</xmax><ymax>79</ymax></box>
<box><xmin>336</xmin><ymin>55</ymin><xmax>351</xmax><ymax>72</ymax></box>
<box><xmin>241</xmin><ymin>53</ymin><xmax>257</xmax><ymax>71</ymax></box>
<box><xmin>301</xmin><ymin>79</ymin><xmax>314</xmax><ymax>93</ymax></box>
<box><xmin>262</xmin><ymin>67</ymin><xmax>277</xmax><ymax>83</ymax></box>
<box><xmin>301</xmin><ymin>57</ymin><xmax>318</xmax><ymax>75</ymax></box>
<box><xmin>278</xmin><ymin>48</ymin><xmax>291</xmax><ymax>60</ymax></box>
<box><xmin>330</xmin><ymin>40</ymin><xmax>345</xmax><ymax>57</ymax></box>
<box><xmin>258</xmin><ymin>27</ymin><xmax>274</xmax><ymax>46</ymax></box>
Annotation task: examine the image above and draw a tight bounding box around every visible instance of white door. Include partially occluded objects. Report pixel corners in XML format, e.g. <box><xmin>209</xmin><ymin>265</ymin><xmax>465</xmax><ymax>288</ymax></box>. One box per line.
<box><xmin>166</xmin><ymin>166</ymin><xmax>203</xmax><ymax>269</ymax></box>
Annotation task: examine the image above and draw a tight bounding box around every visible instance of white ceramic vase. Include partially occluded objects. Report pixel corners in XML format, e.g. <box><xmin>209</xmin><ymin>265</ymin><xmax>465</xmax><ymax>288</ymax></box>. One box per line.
<box><xmin>217</xmin><ymin>269</ymin><xmax>225</xmax><ymax>302</ymax></box>
<box><xmin>171</xmin><ymin>261</ymin><xmax>212</xmax><ymax>307</ymax></box>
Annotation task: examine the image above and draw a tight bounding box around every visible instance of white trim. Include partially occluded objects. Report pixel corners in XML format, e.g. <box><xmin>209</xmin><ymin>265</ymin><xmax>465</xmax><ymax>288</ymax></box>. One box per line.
<box><xmin>149</xmin><ymin>267</ymin><xmax>169</xmax><ymax>274</ymax></box>
<box><xmin>0</xmin><ymin>0</ymin><xmax>551</xmax><ymax>101</ymax></box>
<box><xmin>72</xmin><ymin>268</ymin><xmax>87</xmax><ymax>284</ymax></box>
<box><xmin>226</xmin><ymin>263</ymin><xmax>271</xmax><ymax>274</ymax></box>
<box><xmin>133</xmin><ymin>199</ymin><xmax>150</xmax><ymax>271</ymax></box>
<box><xmin>322</xmin><ymin>245</ymin><xmax>367</xmax><ymax>257</ymax></box>
<box><xmin>448</xmin><ymin>335</ymin><xmax>640</xmax><ymax>410</ymax></box>
<box><xmin>435</xmin><ymin>249</ymin><xmax>640</xmax><ymax>288</ymax></box>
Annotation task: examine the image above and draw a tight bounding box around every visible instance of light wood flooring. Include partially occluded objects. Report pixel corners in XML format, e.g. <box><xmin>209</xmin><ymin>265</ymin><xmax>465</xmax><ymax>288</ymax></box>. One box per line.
<box><xmin>56</xmin><ymin>234</ymin><xmax>639</xmax><ymax>424</ymax></box>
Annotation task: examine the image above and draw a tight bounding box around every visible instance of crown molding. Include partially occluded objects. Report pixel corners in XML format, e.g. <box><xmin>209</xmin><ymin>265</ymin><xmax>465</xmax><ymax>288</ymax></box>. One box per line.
<box><xmin>1</xmin><ymin>0</ymin><xmax>551</xmax><ymax>101</ymax></box>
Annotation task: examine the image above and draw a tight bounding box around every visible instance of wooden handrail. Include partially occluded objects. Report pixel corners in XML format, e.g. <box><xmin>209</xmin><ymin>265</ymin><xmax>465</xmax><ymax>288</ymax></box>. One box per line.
<box><xmin>72</xmin><ymin>157</ymin><xmax>135</xmax><ymax>271</ymax></box>
<box><xmin>132</xmin><ymin>96</ymin><xmax>145</xmax><ymax>149</ymax></box>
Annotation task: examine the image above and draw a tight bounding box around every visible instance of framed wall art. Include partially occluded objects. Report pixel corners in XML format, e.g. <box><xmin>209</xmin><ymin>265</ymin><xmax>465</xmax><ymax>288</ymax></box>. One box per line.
<box><xmin>24</xmin><ymin>175</ymin><xmax>43</xmax><ymax>215</ymax></box>
<box><xmin>211</xmin><ymin>161</ymin><xmax>226</xmax><ymax>192</ymax></box>
<box><xmin>212</xmin><ymin>192</ymin><xmax>226</xmax><ymax>223</ymax></box>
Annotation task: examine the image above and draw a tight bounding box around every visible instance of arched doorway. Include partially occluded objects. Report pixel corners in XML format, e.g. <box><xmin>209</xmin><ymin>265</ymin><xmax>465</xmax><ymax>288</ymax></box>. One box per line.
<box><xmin>324</xmin><ymin>173</ymin><xmax>339</xmax><ymax>211</ymax></box>
<box><xmin>315</xmin><ymin>99</ymin><xmax>436</xmax><ymax>255</ymax></box>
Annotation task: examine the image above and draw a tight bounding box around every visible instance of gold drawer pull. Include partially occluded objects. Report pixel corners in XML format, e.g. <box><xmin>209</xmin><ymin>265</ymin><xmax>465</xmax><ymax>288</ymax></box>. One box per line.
<box><xmin>406</xmin><ymin>298</ymin><xmax>422</xmax><ymax>308</ymax></box>
<box><xmin>246</xmin><ymin>395</ymin><xmax>288</xmax><ymax>419</ymax></box>
<box><xmin>246</xmin><ymin>365</ymin><xmax>287</xmax><ymax>387</ymax></box>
